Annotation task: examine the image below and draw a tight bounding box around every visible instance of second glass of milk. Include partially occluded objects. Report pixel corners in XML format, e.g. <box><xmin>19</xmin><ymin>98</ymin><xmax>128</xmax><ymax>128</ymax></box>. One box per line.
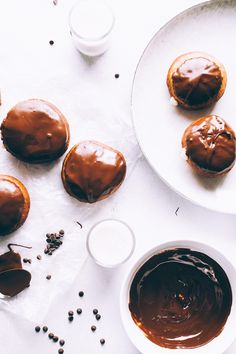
<box><xmin>69</xmin><ymin>0</ymin><xmax>115</xmax><ymax>57</ymax></box>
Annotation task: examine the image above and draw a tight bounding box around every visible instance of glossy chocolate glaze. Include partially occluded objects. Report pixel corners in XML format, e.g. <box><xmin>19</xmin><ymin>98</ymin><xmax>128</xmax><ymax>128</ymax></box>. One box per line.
<box><xmin>0</xmin><ymin>178</ymin><xmax>26</xmax><ymax>235</ymax></box>
<box><xmin>62</xmin><ymin>141</ymin><xmax>126</xmax><ymax>203</ymax></box>
<box><xmin>1</xmin><ymin>99</ymin><xmax>70</xmax><ymax>163</ymax></box>
<box><xmin>129</xmin><ymin>248</ymin><xmax>232</xmax><ymax>349</ymax></box>
<box><xmin>182</xmin><ymin>115</ymin><xmax>236</xmax><ymax>174</ymax></box>
<box><xmin>172</xmin><ymin>57</ymin><xmax>222</xmax><ymax>107</ymax></box>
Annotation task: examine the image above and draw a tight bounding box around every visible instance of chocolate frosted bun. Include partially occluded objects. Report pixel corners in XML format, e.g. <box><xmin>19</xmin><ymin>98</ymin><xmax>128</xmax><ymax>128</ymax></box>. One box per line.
<box><xmin>0</xmin><ymin>175</ymin><xmax>30</xmax><ymax>236</ymax></box>
<box><xmin>62</xmin><ymin>140</ymin><xmax>126</xmax><ymax>203</ymax></box>
<box><xmin>182</xmin><ymin>115</ymin><xmax>236</xmax><ymax>177</ymax></box>
<box><xmin>1</xmin><ymin>99</ymin><xmax>70</xmax><ymax>163</ymax></box>
<box><xmin>167</xmin><ymin>52</ymin><xmax>227</xmax><ymax>110</ymax></box>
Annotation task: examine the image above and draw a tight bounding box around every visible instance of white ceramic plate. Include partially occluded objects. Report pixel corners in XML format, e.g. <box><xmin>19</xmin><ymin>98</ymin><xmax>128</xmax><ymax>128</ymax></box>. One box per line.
<box><xmin>132</xmin><ymin>0</ymin><xmax>236</xmax><ymax>214</ymax></box>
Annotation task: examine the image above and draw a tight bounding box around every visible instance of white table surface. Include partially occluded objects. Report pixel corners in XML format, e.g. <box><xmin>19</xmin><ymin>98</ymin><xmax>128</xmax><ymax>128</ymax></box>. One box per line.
<box><xmin>0</xmin><ymin>0</ymin><xmax>236</xmax><ymax>353</ymax></box>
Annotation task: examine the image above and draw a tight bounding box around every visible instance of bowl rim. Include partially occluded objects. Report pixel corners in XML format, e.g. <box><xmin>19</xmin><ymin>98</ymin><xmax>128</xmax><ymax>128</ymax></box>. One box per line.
<box><xmin>120</xmin><ymin>239</ymin><xmax>236</xmax><ymax>354</ymax></box>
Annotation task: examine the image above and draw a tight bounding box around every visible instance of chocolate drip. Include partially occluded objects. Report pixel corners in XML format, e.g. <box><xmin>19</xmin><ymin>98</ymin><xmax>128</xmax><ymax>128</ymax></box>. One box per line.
<box><xmin>172</xmin><ymin>57</ymin><xmax>222</xmax><ymax>107</ymax></box>
<box><xmin>62</xmin><ymin>141</ymin><xmax>126</xmax><ymax>203</ymax></box>
<box><xmin>182</xmin><ymin>115</ymin><xmax>236</xmax><ymax>174</ymax></box>
<box><xmin>129</xmin><ymin>248</ymin><xmax>232</xmax><ymax>349</ymax></box>
<box><xmin>1</xmin><ymin>99</ymin><xmax>70</xmax><ymax>163</ymax></box>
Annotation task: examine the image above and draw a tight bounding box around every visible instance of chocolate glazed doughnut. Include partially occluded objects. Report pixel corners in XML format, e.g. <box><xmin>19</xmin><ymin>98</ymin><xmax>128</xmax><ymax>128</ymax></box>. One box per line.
<box><xmin>182</xmin><ymin>115</ymin><xmax>236</xmax><ymax>177</ymax></box>
<box><xmin>1</xmin><ymin>99</ymin><xmax>70</xmax><ymax>163</ymax></box>
<box><xmin>61</xmin><ymin>140</ymin><xmax>126</xmax><ymax>203</ymax></box>
<box><xmin>167</xmin><ymin>52</ymin><xmax>227</xmax><ymax>110</ymax></box>
<box><xmin>0</xmin><ymin>175</ymin><xmax>30</xmax><ymax>236</ymax></box>
<box><xmin>129</xmin><ymin>248</ymin><xmax>232</xmax><ymax>349</ymax></box>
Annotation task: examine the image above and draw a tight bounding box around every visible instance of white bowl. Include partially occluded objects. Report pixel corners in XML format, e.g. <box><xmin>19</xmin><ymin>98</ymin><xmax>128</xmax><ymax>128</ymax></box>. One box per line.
<box><xmin>120</xmin><ymin>240</ymin><xmax>236</xmax><ymax>354</ymax></box>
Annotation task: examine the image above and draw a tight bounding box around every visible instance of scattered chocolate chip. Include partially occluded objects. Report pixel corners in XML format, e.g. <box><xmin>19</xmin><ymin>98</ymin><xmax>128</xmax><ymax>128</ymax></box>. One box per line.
<box><xmin>59</xmin><ymin>339</ymin><xmax>65</xmax><ymax>346</ymax></box>
<box><xmin>36</xmin><ymin>255</ymin><xmax>42</xmax><ymax>260</ymax></box>
<box><xmin>46</xmin><ymin>275</ymin><xmax>52</xmax><ymax>280</ymax></box>
<box><xmin>58</xmin><ymin>349</ymin><xmax>64</xmax><ymax>354</ymax></box>
<box><xmin>76</xmin><ymin>221</ymin><xmax>83</xmax><ymax>229</ymax></box>
<box><xmin>93</xmin><ymin>309</ymin><xmax>98</xmax><ymax>315</ymax></box>
<box><xmin>114</xmin><ymin>73</ymin><xmax>119</xmax><ymax>79</ymax></box>
<box><xmin>100</xmin><ymin>338</ymin><xmax>105</xmax><ymax>345</ymax></box>
<box><xmin>35</xmin><ymin>326</ymin><xmax>41</xmax><ymax>333</ymax></box>
<box><xmin>43</xmin><ymin>326</ymin><xmax>48</xmax><ymax>332</ymax></box>
<box><xmin>23</xmin><ymin>258</ymin><xmax>32</xmax><ymax>264</ymax></box>
<box><xmin>91</xmin><ymin>325</ymin><xmax>96</xmax><ymax>332</ymax></box>
<box><xmin>48</xmin><ymin>332</ymin><xmax>54</xmax><ymax>339</ymax></box>
<box><xmin>77</xmin><ymin>308</ymin><xmax>82</xmax><ymax>315</ymax></box>
<box><xmin>53</xmin><ymin>336</ymin><xmax>59</xmax><ymax>342</ymax></box>
<box><xmin>68</xmin><ymin>310</ymin><xmax>74</xmax><ymax>316</ymax></box>
<box><xmin>96</xmin><ymin>314</ymin><xmax>101</xmax><ymax>321</ymax></box>
<box><xmin>68</xmin><ymin>316</ymin><xmax>74</xmax><ymax>322</ymax></box>
<box><xmin>78</xmin><ymin>291</ymin><xmax>84</xmax><ymax>297</ymax></box>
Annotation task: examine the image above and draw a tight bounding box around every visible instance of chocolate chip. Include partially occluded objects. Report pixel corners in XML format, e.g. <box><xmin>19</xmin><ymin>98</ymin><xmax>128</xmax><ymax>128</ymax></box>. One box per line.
<box><xmin>58</xmin><ymin>349</ymin><xmax>64</xmax><ymax>354</ymax></box>
<box><xmin>76</xmin><ymin>308</ymin><xmax>82</xmax><ymax>315</ymax></box>
<box><xmin>115</xmin><ymin>73</ymin><xmax>119</xmax><ymax>79</ymax></box>
<box><xmin>68</xmin><ymin>316</ymin><xmax>74</xmax><ymax>322</ymax></box>
<box><xmin>68</xmin><ymin>310</ymin><xmax>74</xmax><ymax>316</ymax></box>
<box><xmin>91</xmin><ymin>325</ymin><xmax>96</xmax><ymax>332</ymax></box>
<box><xmin>96</xmin><ymin>314</ymin><xmax>101</xmax><ymax>321</ymax></box>
<box><xmin>37</xmin><ymin>255</ymin><xmax>42</xmax><ymax>260</ymax></box>
<box><xmin>48</xmin><ymin>333</ymin><xmax>54</xmax><ymax>339</ymax></box>
<box><xmin>93</xmin><ymin>309</ymin><xmax>98</xmax><ymax>315</ymax></box>
<box><xmin>53</xmin><ymin>336</ymin><xmax>59</xmax><ymax>342</ymax></box>
<box><xmin>78</xmin><ymin>291</ymin><xmax>84</xmax><ymax>297</ymax></box>
<box><xmin>46</xmin><ymin>275</ymin><xmax>52</xmax><ymax>280</ymax></box>
<box><xmin>35</xmin><ymin>326</ymin><xmax>40</xmax><ymax>333</ymax></box>
<box><xmin>43</xmin><ymin>326</ymin><xmax>48</xmax><ymax>332</ymax></box>
<box><xmin>100</xmin><ymin>338</ymin><xmax>105</xmax><ymax>345</ymax></box>
<box><xmin>59</xmin><ymin>339</ymin><xmax>65</xmax><ymax>346</ymax></box>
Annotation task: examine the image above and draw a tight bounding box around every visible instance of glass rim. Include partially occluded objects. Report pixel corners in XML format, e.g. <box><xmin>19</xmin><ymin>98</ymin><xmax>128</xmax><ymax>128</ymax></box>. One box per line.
<box><xmin>68</xmin><ymin>0</ymin><xmax>115</xmax><ymax>42</ymax></box>
<box><xmin>86</xmin><ymin>218</ymin><xmax>136</xmax><ymax>268</ymax></box>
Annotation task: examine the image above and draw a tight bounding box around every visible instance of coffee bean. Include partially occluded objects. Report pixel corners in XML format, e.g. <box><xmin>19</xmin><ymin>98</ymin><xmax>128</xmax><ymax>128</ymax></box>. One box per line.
<box><xmin>46</xmin><ymin>233</ymin><xmax>51</xmax><ymax>238</ymax></box>
<box><xmin>93</xmin><ymin>309</ymin><xmax>98</xmax><ymax>315</ymax></box>
<box><xmin>35</xmin><ymin>326</ymin><xmax>40</xmax><ymax>333</ymax></box>
<box><xmin>48</xmin><ymin>251</ymin><xmax>52</xmax><ymax>256</ymax></box>
<box><xmin>43</xmin><ymin>326</ymin><xmax>48</xmax><ymax>332</ymax></box>
<box><xmin>53</xmin><ymin>336</ymin><xmax>59</xmax><ymax>342</ymax></box>
<box><xmin>59</xmin><ymin>339</ymin><xmax>65</xmax><ymax>346</ymax></box>
<box><xmin>37</xmin><ymin>255</ymin><xmax>42</xmax><ymax>260</ymax></box>
<box><xmin>76</xmin><ymin>308</ymin><xmax>82</xmax><ymax>315</ymax></box>
<box><xmin>59</xmin><ymin>229</ymin><xmax>64</xmax><ymax>235</ymax></box>
<box><xmin>115</xmin><ymin>73</ymin><xmax>120</xmax><ymax>79</ymax></box>
<box><xmin>58</xmin><ymin>349</ymin><xmax>64</xmax><ymax>354</ymax></box>
<box><xmin>68</xmin><ymin>310</ymin><xmax>74</xmax><ymax>316</ymax></box>
<box><xmin>23</xmin><ymin>258</ymin><xmax>31</xmax><ymax>264</ymax></box>
<box><xmin>46</xmin><ymin>275</ymin><xmax>52</xmax><ymax>280</ymax></box>
<box><xmin>96</xmin><ymin>314</ymin><xmax>101</xmax><ymax>321</ymax></box>
<box><xmin>48</xmin><ymin>333</ymin><xmax>54</xmax><ymax>339</ymax></box>
<box><xmin>100</xmin><ymin>338</ymin><xmax>105</xmax><ymax>345</ymax></box>
<box><xmin>78</xmin><ymin>291</ymin><xmax>84</xmax><ymax>297</ymax></box>
<box><xmin>91</xmin><ymin>325</ymin><xmax>96</xmax><ymax>332</ymax></box>
<box><xmin>44</xmin><ymin>249</ymin><xmax>48</xmax><ymax>254</ymax></box>
<box><xmin>68</xmin><ymin>316</ymin><xmax>74</xmax><ymax>322</ymax></box>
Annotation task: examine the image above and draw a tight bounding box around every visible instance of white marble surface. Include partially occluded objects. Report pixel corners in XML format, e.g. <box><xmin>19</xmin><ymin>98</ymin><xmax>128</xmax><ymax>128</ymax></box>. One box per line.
<box><xmin>0</xmin><ymin>0</ymin><xmax>236</xmax><ymax>353</ymax></box>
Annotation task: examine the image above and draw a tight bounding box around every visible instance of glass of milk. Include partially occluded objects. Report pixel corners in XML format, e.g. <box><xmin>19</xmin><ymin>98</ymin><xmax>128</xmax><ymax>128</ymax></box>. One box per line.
<box><xmin>68</xmin><ymin>0</ymin><xmax>115</xmax><ymax>57</ymax></box>
<box><xmin>87</xmin><ymin>219</ymin><xmax>135</xmax><ymax>268</ymax></box>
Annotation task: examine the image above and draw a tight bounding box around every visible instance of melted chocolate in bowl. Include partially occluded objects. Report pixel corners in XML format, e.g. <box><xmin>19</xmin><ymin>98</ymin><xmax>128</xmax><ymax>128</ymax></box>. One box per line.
<box><xmin>129</xmin><ymin>248</ymin><xmax>232</xmax><ymax>349</ymax></box>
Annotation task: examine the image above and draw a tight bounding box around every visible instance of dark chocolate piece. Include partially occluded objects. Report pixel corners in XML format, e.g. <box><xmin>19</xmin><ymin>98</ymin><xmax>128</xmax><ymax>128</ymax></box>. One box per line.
<box><xmin>0</xmin><ymin>269</ymin><xmax>31</xmax><ymax>297</ymax></box>
<box><xmin>129</xmin><ymin>248</ymin><xmax>232</xmax><ymax>349</ymax></box>
<box><xmin>172</xmin><ymin>57</ymin><xmax>222</xmax><ymax>108</ymax></box>
<box><xmin>182</xmin><ymin>115</ymin><xmax>236</xmax><ymax>175</ymax></box>
<box><xmin>1</xmin><ymin>99</ymin><xmax>70</xmax><ymax>163</ymax></box>
<box><xmin>62</xmin><ymin>141</ymin><xmax>126</xmax><ymax>203</ymax></box>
